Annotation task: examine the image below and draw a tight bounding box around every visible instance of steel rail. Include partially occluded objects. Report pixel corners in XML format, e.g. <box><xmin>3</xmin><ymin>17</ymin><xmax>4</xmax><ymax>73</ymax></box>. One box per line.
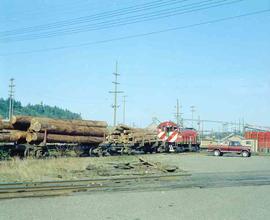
<box><xmin>0</xmin><ymin>173</ymin><xmax>189</xmax><ymax>188</ymax></box>
<box><xmin>0</xmin><ymin>173</ymin><xmax>188</xmax><ymax>199</ymax></box>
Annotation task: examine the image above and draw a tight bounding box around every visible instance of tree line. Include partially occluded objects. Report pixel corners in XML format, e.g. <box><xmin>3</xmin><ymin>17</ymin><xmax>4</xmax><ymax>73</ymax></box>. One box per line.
<box><xmin>0</xmin><ymin>98</ymin><xmax>81</xmax><ymax>120</ymax></box>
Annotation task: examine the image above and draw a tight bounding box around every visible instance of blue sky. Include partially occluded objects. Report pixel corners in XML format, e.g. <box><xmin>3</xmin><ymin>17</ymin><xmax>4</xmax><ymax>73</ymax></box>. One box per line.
<box><xmin>0</xmin><ymin>0</ymin><xmax>269</xmax><ymax>128</ymax></box>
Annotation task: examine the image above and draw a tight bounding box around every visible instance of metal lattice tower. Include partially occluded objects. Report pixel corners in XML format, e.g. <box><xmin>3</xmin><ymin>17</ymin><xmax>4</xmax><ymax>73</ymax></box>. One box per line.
<box><xmin>190</xmin><ymin>105</ymin><xmax>195</xmax><ymax>128</ymax></box>
<box><xmin>122</xmin><ymin>95</ymin><xmax>127</xmax><ymax>124</ymax></box>
<box><xmin>109</xmin><ymin>61</ymin><xmax>123</xmax><ymax>126</ymax></box>
<box><xmin>175</xmin><ymin>99</ymin><xmax>183</xmax><ymax>128</ymax></box>
<box><xmin>8</xmin><ymin>78</ymin><xmax>15</xmax><ymax>120</ymax></box>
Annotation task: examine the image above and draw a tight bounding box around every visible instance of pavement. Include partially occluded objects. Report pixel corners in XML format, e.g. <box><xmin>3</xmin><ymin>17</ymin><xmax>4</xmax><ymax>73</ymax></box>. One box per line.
<box><xmin>1</xmin><ymin>154</ymin><xmax>270</xmax><ymax>220</ymax></box>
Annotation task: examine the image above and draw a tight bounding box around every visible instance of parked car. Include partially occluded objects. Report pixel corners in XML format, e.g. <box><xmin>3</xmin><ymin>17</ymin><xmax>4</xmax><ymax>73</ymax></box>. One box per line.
<box><xmin>207</xmin><ymin>141</ymin><xmax>251</xmax><ymax>157</ymax></box>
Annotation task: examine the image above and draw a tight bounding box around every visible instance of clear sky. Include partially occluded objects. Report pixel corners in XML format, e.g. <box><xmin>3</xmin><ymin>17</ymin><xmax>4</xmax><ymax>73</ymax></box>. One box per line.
<box><xmin>0</xmin><ymin>0</ymin><xmax>269</xmax><ymax>128</ymax></box>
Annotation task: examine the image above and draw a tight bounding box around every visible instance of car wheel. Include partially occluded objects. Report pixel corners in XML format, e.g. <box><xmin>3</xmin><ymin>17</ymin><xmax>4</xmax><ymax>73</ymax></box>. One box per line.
<box><xmin>214</xmin><ymin>150</ymin><xmax>221</xmax><ymax>156</ymax></box>
<box><xmin>242</xmin><ymin>151</ymin><xmax>250</xmax><ymax>157</ymax></box>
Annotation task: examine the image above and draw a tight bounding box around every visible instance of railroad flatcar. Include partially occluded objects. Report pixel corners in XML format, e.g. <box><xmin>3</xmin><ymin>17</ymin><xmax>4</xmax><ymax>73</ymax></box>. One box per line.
<box><xmin>95</xmin><ymin>121</ymin><xmax>200</xmax><ymax>156</ymax></box>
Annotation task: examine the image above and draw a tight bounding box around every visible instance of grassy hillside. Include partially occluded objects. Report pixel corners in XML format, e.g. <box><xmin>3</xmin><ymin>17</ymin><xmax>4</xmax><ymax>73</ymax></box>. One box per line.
<box><xmin>0</xmin><ymin>98</ymin><xmax>81</xmax><ymax>120</ymax></box>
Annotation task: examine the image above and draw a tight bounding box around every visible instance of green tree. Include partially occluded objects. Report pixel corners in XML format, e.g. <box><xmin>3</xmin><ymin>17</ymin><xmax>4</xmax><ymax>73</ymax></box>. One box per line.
<box><xmin>0</xmin><ymin>98</ymin><xmax>81</xmax><ymax>120</ymax></box>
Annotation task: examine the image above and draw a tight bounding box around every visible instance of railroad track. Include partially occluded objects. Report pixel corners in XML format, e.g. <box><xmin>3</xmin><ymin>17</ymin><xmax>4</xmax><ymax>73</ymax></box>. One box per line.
<box><xmin>0</xmin><ymin>173</ymin><xmax>190</xmax><ymax>200</ymax></box>
<box><xmin>2</xmin><ymin>171</ymin><xmax>270</xmax><ymax>200</ymax></box>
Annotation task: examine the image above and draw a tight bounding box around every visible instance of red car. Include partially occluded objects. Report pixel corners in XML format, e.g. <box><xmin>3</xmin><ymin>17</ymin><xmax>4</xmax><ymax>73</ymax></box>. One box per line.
<box><xmin>207</xmin><ymin>141</ymin><xmax>251</xmax><ymax>157</ymax></box>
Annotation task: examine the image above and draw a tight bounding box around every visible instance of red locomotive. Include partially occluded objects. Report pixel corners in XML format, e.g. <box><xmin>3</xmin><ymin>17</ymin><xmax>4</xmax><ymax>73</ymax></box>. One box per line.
<box><xmin>157</xmin><ymin>121</ymin><xmax>200</xmax><ymax>152</ymax></box>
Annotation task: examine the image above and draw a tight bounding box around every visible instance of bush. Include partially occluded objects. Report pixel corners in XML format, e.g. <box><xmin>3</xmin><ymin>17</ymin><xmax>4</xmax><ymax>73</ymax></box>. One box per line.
<box><xmin>0</xmin><ymin>149</ymin><xmax>10</xmax><ymax>160</ymax></box>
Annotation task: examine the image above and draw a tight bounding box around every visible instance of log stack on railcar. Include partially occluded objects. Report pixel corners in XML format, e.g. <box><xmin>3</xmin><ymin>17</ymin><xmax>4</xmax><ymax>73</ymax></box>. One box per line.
<box><xmin>0</xmin><ymin>118</ymin><xmax>27</xmax><ymax>143</ymax></box>
<box><xmin>1</xmin><ymin>116</ymin><xmax>200</xmax><ymax>159</ymax></box>
<box><xmin>1</xmin><ymin>116</ymin><xmax>108</xmax><ymax>158</ymax></box>
<box><xmin>26</xmin><ymin>117</ymin><xmax>107</xmax><ymax>144</ymax></box>
<box><xmin>94</xmin><ymin>124</ymin><xmax>160</xmax><ymax>156</ymax></box>
<box><xmin>0</xmin><ymin>117</ymin><xmax>29</xmax><ymax>158</ymax></box>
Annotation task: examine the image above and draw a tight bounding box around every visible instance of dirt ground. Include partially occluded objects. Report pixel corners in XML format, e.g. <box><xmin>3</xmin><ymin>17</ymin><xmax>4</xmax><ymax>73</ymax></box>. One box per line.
<box><xmin>2</xmin><ymin>152</ymin><xmax>269</xmax><ymax>183</ymax></box>
<box><xmin>0</xmin><ymin>154</ymin><xmax>182</xmax><ymax>182</ymax></box>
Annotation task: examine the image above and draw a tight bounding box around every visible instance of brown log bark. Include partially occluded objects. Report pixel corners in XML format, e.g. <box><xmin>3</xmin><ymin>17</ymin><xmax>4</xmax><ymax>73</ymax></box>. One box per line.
<box><xmin>69</xmin><ymin>119</ymin><xmax>107</xmax><ymax>127</ymax></box>
<box><xmin>0</xmin><ymin>130</ymin><xmax>27</xmax><ymax>142</ymax></box>
<box><xmin>114</xmin><ymin>125</ymin><xmax>150</xmax><ymax>134</ymax></box>
<box><xmin>26</xmin><ymin>132</ymin><xmax>104</xmax><ymax>144</ymax></box>
<box><xmin>29</xmin><ymin>118</ymin><xmax>108</xmax><ymax>137</ymax></box>
<box><xmin>116</xmin><ymin>124</ymin><xmax>131</xmax><ymax>130</ymax></box>
<box><xmin>129</xmin><ymin>133</ymin><xmax>157</xmax><ymax>139</ymax></box>
<box><xmin>134</xmin><ymin>137</ymin><xmax>157</xmax><ymax>142</ymax></box>
<box><xmin>0</xmin><ymin>121</ymin><xmax>14</xmax><ymax>130</ymax></box>
<box><xmin>11</xmin><ymin>115</ymin><xmax>33</xmax><ymax>130</ymax></box>
<box><xmin>111</xmin><ymin>130</ymin><xmax>121</xmax><ymax>135</ymax></box>
<box><xmin>30</xmin><ymin>117</ymin><xmax>107</xmax><ymax>129</ymax></box>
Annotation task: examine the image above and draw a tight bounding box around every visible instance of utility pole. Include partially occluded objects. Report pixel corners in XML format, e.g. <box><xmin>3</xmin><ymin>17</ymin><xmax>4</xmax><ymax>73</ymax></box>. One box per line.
<box><xmin>175</xmin><ymin>99</ymin><xmax>182</xmax><ymax>128</ymax></box>
<box><xmin>175</xmin><ymin>99</ymin><xmax>184</xmax><ymax>128</ymax></box>
<box><xmin>197</xmin><ymin>115</ymin><xmax>201</xmax><ymax>141</ymax></box>
<box><xmin>242</xmin><ymin>118</ymin><xmax>245</xmax><ymax>135</ymax></box>
<box><xmin>190</xmin><ymin>105</ymin><xmax>195</xmax><ymax>128</ymax></box>
<box><xmin>8</xmin><ymin>78</ymin><xmax>15</xmax><ymax>120</ymax></box>
<box><xmin>122</xmin><ymin>95</ymin><xmax>127</xmax><ymax>124</ymax></box>
<box><xmin>201</xmin><ymin>120</ymin><xmax>204</xmax><ymax>139</ymax></box>
<box><xmin>197</xmin><ymin>115</ymin><xmax>201</xmax><ymax>131</ymax></box>
<box><xmin>109</xmin><ymin>61</ymin><xmax>123</xmax><ymax>126</ymax></box>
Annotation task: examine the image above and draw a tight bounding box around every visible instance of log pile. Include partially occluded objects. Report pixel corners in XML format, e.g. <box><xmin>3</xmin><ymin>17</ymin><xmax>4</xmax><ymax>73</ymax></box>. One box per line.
<box><xmin>11</xmin><ymin>116</ymin><xmax>33</xmax><ymax>130</ymax></box>
<box><xmin>0</xmin><ymin>130</ymin><xmax>27</xmax><ymax>143</ymax></box>
<box><xmin>106</xmin><ymin>124</ymin><xmax>158</xmax><ymax>144</ymax></box>
<box><xmin>0</xmin><ymin>119</ymin><xmax>27</xmax><ymax>143</ymax></box>
<box><xmin>26</xmin><ymin>133</ymin><xmax>104</xmax><ymax>144</ymax></box>
<box><xmin>0</xmin><ymin>115</ymin><xmax>108</xmax><ymax>145</ymax></box>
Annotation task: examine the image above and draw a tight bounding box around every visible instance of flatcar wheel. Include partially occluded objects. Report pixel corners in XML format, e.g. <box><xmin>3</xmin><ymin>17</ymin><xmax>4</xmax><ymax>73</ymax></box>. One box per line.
<box><xmin>97</xmin><ymin>149</ymin><xmax>103</xmax><ymax>157</ymax></box>
<box><xmin>89</xmin><ymin>148</ymin><xmax>95</xmax><ymax>157</ymax></box>
<box><xmin>35</xmin><ymin>149</ymin><xmax>42</xmax><ymax>158</ymax></box>
<box><xmin>125</xmin><ymin>148</ymin><xmax>132</xmax><ymax>155</ymax></box>
<box><xmin>24</xmin><ymin>147</ymin><xmax>32</xmax><ymax>158</ymax></box>
<box><xmin>74</xmin><ymin>148</ymin><xmax>82</xmax><ymax>157</ymax></box>
<box><xmin>120</xmin><ymin>148</ymin><xmax>124</xmax><ymax>155</ymax></box>
<box><xmin>104</xmin><ymin>150</ymin><xmax>111</xmax><ymax>157</ymax></box>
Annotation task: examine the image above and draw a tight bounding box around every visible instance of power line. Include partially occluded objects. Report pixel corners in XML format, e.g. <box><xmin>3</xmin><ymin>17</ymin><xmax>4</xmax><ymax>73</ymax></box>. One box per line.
<box><xmin>8</xmin><ymin>78</ymin><xmax>15</xmax><ymax>120</ymax></box>
<box><xmin>0</xmin><ymin>0</ymin><xmax>184</xmax><ymax>35</ymax></box>
<box><xmin>0</xmin><ymin>0</ymin><xmax>243</xmax><ymax>42</ymax></box>
<box><xmin>1</xmin><ymin>0</ymin><xmax>179</xmax><ymax>23</ymax></box>
<box><xmin>1</xmin><ymin>9</ymin><xmax>269</xmax><ymax>56</ymax></box>
<box><xmin>0</xmin><ymin>0</ymin><xmax>111</xmax><ymax>23</ymax></box>
<box><xmin>1</xmin><ymin>0</ymin><xmax>93</xmax><ymax>17</ymax></box>
<box><xmin>109</xmin><ymin>61</ymin><xmax>124</xmax><ymax>126</ymax></box>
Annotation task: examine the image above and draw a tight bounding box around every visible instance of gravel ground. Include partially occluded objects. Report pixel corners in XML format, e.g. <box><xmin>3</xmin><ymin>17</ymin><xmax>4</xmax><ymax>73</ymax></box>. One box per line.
<box><xmin>1</xmin><ymin>154</ymin><xmax>270</xmax><ymax>220</ymax></box>
<box><xmin>143</xmin><ymin>153</ymin><xmax>270</xmax><ymax>173</ymax></box>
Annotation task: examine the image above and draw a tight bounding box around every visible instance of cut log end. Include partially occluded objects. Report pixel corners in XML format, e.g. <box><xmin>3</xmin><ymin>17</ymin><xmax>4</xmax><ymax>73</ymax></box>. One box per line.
<box><xmin>29</xmin><ymin>120</ymin><xmax>42</xmax><ymax>132</ymax></box>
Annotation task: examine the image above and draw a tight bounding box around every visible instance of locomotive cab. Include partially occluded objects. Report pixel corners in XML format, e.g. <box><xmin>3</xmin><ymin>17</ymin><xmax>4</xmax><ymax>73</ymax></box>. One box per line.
<box><xmin>158</xmin><ymin>121</ymin><xmax>178</xmax><ymax>133</ymax></box>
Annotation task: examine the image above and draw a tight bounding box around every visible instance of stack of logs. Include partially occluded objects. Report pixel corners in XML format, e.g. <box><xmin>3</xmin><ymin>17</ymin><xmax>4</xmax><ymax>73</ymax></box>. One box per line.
<box><xmin>0</xmin><ymin>118</ymin><xmax>27</xmax><ymax>143</ymax></box>
<box><xmin>106</xmin><ymin>124</ymin><xmax>157</xmax><ymax>144</ymax></box>
<box><xmin>0</xmin><ymin>116</ymin><xmax>108</xmax><ymax>145</ymax></box>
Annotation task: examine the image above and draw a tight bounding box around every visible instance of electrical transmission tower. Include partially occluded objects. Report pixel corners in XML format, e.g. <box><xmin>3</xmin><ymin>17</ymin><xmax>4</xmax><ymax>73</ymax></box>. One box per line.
<box><xmin>122</xmin><ymin>95</ymin><xmax>127</xmax><ymax>124</ymax></box>
<box><xmin>190</xmin><ymin>105</ymin><xmax>195</xmax><ymax>128</ymax></box>
<box><xmin>8</xmin><ymin>78</ymin><xmax>15</xmax><ymax>120</ymax></box>
<box><xmin>109</xmin><ymin>61</ymin><xmax>123</xmax><ymax>126</ymax></box>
